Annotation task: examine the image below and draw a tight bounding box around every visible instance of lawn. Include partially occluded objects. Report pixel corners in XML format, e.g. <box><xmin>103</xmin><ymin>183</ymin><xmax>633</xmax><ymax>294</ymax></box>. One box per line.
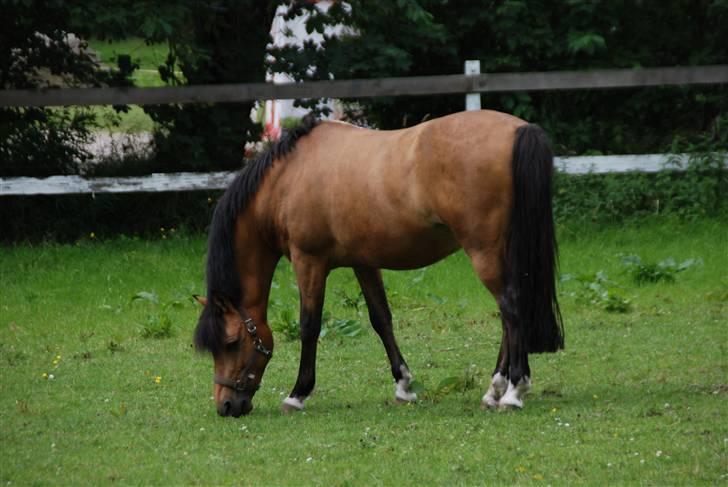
<box><xmin>84</xmin><ymin>37</ymin><xmax>172</xmax><ymax>133</ymax></box>
<box><xmin>0</xmin><ymin>218</ymin><xmax>726</xmax><ymax>484</ymax></box>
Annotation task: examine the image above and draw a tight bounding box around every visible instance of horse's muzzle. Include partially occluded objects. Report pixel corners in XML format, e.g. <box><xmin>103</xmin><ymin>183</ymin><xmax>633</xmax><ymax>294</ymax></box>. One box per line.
<box><xmin>218</xmin><ymin>396</ymin><xmax>253</xmax><ymax>417</ymax></box>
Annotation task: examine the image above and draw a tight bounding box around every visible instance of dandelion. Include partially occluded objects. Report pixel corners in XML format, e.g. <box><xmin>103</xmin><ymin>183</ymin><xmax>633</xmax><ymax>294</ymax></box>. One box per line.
<box><xmin>516</xmin><ymin>466</ymin><xmax>527</xmax><ymax>473</ymax></box>
<box><xmin>551</xmin><ymin>408</ymin><xmax>557</xmax><ymax>413</ymax></box>
<box><xmin>89</xmin><ymin>232</ymin><xmax>96</xmax><ymax>239</ymax></box>
<box><xmin>154</xmin><ymin>376</ymin><xmax>162</xmax><ymax>384</ymax></box>
<box><xmin>42</xmin><ymin>372</ymin><xmax>48</xmax><ymax>379</ymax></box>
<box><xmin>532</xmin><ymin>474</ymin><xmax>544</xmax><ymax>481</ymax></box>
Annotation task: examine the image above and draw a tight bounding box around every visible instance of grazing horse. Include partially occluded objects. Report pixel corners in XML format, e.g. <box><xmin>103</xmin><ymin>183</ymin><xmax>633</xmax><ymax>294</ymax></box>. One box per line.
<box><xmin>194</xmin><ymin>110</ymin><xmax>563</xmax><ymax>417</ymax></box>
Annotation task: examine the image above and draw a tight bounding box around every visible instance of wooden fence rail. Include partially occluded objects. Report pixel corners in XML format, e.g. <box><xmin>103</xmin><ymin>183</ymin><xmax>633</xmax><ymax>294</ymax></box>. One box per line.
<box><xmin>1</xmin><ymin>65</ymin><xmax>727</xmax><ymax>107</ymax></box>
<box><xmin>3</xmin><ymin>154</ymin><xmax>726</xmax><ymax>196</ymax></box>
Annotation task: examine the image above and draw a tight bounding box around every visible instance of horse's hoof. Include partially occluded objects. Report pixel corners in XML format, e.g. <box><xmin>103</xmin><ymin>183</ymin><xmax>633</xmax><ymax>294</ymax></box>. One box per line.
<box><xmin>498</xmin><ymin>398</ymin><xmax>524</xmax><ymax>410</ymax></box>
<box><xmin>281</xmin><ymin>396</ymin><xmax>305</xmax><ymax>414</ymax></box>
<box><xmin>481</xmin><ymin>395</ymin><xmax>499</xmax><ymax>409</ymax></box>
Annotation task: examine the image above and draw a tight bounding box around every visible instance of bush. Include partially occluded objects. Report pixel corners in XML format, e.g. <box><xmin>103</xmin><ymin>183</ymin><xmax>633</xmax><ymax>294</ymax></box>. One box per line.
<box><xmin>554</xmin><ymin>117</ymin><xmax>727</xmax><ymax>224</ymax></box>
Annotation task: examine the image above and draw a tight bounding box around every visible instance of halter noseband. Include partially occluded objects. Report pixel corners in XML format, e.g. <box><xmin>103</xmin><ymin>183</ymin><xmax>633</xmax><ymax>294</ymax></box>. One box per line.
<box><xmin>213</xmin><ymin>310</ymin><xmax>273</xmax><ymax>393</ymax></box>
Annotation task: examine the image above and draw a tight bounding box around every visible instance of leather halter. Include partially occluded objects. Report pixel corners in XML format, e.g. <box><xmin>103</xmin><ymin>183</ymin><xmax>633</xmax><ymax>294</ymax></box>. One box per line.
<box><xmin>213</xmin><ymin>309</ymin><xmax>272</xmax><ymax>393</ymax></box>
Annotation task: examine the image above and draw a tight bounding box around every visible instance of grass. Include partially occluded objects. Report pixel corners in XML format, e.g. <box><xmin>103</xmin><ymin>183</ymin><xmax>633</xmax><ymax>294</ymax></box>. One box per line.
<box><xmin>1</xmin><ymin>219</ymin><xmax>726</xmax><ymax>484</ymax></box>
<box><xmin>82</xmin><ymin>37</ymin><xmax>172</xmax><ymax>133</ymax></box>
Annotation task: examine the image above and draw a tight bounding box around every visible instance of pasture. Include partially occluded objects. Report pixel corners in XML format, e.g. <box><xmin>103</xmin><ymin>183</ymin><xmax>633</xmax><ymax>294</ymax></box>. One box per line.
<box><xmin>1</xmin><ymin>218</ymin><xmax>726</xmax><ymax>484</ymax></box>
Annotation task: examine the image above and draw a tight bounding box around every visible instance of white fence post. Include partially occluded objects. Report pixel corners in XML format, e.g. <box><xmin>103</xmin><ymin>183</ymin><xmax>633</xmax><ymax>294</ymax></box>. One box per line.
<box><xmin>465</xmin><ymin>60</ymin><xmax>481</xmax><ymax>111</ymax></box>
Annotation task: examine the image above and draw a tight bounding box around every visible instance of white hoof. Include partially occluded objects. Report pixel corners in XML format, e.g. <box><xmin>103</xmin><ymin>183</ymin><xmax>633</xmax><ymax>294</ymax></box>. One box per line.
<box><xmin>281</xmin><ymin>396</ymin><xmax>305</xmax><ymax>413</ymax></box>
<box><xmin>395</xmin><ymin>365</ymin><xmax>417</xmax><ymax>402</ymax></box>
<box><xmin>481</xmin><ymin>372</ymin><xmax>507</xmax><ymax>409</ymax></box>
<box><xmin>498</xmin><ymin>377</ymin><xmax>531</xmax><ymax>410</ymax></box>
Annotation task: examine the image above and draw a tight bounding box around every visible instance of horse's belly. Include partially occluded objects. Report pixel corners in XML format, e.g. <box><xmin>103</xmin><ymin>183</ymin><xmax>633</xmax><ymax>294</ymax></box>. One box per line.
<box><xmin>332</xmin><ymin>224</ymin><xmax>460</xmax><ymax>270</ymax></box>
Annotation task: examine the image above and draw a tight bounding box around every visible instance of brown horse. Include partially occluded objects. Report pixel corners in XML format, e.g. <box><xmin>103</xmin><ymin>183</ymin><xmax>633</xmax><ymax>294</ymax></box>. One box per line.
<box><xmin>194</xmin><ymin>110</ymin><xmax>563</xmax><ymax>417</ymax></box>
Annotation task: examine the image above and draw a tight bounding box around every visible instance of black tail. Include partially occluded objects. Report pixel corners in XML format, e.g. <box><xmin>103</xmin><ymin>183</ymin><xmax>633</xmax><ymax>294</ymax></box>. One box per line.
<box><xmin>504</xmin><ymin>123</ymin><xmax>564</xmax><ymax>353</ymax></box>
<box><xmin>194</xmin><ymin>115</ymin><xmax>320</xmax><ymax>355</ymax></box>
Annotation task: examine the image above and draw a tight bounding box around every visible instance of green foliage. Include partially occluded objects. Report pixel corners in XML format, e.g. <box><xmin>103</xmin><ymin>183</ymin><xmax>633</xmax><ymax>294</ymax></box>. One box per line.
<box><xmin>621</xmin><ymin>255</ymin><xmax>702</xmax><ymax>285</ymax></box>
<box><xmin>139</xmin><ymin>1</ymin><xmax>278</xmax><ymax>172</ymax></box>
<box><xmin>554</xmin><ymin>117</ymin><xmax>727</xmax><ymax>224</ymax></box>
<box><xmin>132</xmin><ymin>291</ymin><xmax>184</xmax><ymax>339</ymax></box>
<box><xmin>561</xmin><ymin>271</ymin><xmax>631</xmax><ymax>313</ymax></box>
<box><xmin>426</xmin><ymin>365</ymin><xmax>485</xmax><ymax>401</ymax></box>
<box><xmin>271</xmin><ymin>307</ymin><xmax>299</xmax><ymax>342</ymax></box>
<box><xmin>270</xmin><ymin>1</ymin><xmax>727</xmax><ymax>154</ymax></box>
<box><xmin>0</xmin><ymin>1</ymin><xmax>134</xmax><ymax>177</ymax></box>
<box><xmin>320</xmin><ymin>317</ymin><xmax>363</xmax><ymax>339</ymax></box>
<box><xmin>272</xmin><ymin>307</ymin><xmax>364</xmax><ymax>342</ymax></box>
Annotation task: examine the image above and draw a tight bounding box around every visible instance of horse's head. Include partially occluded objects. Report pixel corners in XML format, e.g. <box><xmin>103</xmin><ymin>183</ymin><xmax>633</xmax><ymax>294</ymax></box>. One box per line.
<box><xmin>193</xmin><ymin>296</ymin><xmax>273</xmax><ymax>417</ymax></box>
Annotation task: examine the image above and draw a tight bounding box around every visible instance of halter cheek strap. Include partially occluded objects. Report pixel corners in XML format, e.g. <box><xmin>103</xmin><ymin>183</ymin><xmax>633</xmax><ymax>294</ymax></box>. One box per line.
<box><xmin>213</xmin><ymin>312</ymin><xmax>272</xmax><ymax>393</ymax></box>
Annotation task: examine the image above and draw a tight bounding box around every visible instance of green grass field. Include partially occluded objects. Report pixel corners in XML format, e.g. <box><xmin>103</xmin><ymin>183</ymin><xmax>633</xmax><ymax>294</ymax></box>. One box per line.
<box><xmin>84</xmin><ymin>37</ymin><xmax>170</xmax><ymax>133</ymax></box>
<box><xmin>1</xmin><ymin>219</ymin><xmax>726</xmax><ymax>484</ymax></box>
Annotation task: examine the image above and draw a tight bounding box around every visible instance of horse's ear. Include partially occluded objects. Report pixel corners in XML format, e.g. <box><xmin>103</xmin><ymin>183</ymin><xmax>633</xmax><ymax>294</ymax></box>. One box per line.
<box><xmin>192</xmin><ymin>295</ymin><xmax>207</xmax><ymax>306</ymax></box>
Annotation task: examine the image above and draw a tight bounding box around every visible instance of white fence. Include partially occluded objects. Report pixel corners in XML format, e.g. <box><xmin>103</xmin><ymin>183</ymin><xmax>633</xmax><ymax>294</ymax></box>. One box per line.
<box><xmin>3</xmin><ymin>153</ymin><xmax>724</xmax><ymax>196</ymax></box>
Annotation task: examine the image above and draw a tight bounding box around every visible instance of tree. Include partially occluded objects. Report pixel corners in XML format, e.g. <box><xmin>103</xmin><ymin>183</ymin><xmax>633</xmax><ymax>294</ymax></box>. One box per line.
<box><xmin>0</xmin><ymin>0</ymin><xmax>133</xmax><ymax>177</ymax></box>
<box><xmin>269</xmin><ymin>0</ymin><xmax>728</xmax><ymax>154</ymax></box>
<box><xmin>139</xmin><ymin>1</ymin><xmax>279</xmax><ymax>171</ymax></box>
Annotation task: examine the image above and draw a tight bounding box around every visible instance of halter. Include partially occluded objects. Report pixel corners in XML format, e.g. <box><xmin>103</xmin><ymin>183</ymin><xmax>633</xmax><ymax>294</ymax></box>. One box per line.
<box><xmin>213</xmin><ymin>309</ymin><xmax>272</xmax><ymax>393</ymax></box>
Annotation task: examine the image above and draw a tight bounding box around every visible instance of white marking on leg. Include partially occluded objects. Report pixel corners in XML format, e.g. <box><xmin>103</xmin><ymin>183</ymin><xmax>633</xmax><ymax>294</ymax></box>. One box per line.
<box><xmin>481</xmin><ymin>372</ymin><xmax>507</xmax><ymax>408</ymax></box>
<box><xmin>498</xmin><ymin>376</ymin><xmax>531</xmax><ymax>409</ymax></box>
<box><xmin>282</xmin><ymin>396</ymin><xmax>305</xmax><ymax>411</ymax></box>
<box><xmin>395</xmin><ymin>365</ymin><xmax>417</xmax><ymax>402</ymax></box>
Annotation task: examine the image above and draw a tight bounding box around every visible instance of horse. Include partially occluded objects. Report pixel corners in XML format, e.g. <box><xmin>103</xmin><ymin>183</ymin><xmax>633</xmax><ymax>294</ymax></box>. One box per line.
<box><xmin>193</xmin><ymin>110</ymin><xmax>563</xmax><ymax>417</ymax></box>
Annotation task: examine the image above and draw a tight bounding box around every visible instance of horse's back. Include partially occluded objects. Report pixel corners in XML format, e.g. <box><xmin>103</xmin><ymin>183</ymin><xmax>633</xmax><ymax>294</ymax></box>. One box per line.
<box><xmin>259</xmin><ymin>110</ymin><xmax>525</xmax><ymax>269</ymax></box>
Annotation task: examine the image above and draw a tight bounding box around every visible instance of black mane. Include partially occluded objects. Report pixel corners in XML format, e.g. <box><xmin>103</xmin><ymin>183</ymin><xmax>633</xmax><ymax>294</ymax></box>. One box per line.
<box><xmin>194</xmin><ymin>114</ymin><xmax>320</xmax><ymax>354</ymax></box>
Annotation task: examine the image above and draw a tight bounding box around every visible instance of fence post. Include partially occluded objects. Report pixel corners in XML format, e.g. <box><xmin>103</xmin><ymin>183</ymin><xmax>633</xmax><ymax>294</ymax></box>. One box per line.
<box><xmin>465</xmin><ymin>60</ymin><xmax>481</xmax><ymax>111</ymax></box>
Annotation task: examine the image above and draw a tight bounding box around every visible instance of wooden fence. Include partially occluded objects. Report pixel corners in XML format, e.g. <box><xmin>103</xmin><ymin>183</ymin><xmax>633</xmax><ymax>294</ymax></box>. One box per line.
<box><xmin>1</xmin><ymin>64</ymin><xmax>726</xmax><ymax>195</ymax></box>
<box><xmin>1</xmin><ymin>65</ymin><xmax>726</xmax><ymax>107</ymax></box>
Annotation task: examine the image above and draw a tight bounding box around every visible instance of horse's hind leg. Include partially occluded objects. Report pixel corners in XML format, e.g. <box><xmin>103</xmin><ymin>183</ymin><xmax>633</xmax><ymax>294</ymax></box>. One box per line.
<box><xmin>354</xmin><ymin>266</ymin><xmax>417</xmax><ymax>403</ymax></box>
<box><xmin>282</xmin><ymin>252</ymin><xmax>328</xmax><ymax>413</ymax></box>
<box><xmin>481</xmin><ymin>327</ymin><xmax>509</xmax><ymax>408</ymax></box>
<box><xmin>467</xmin><ymin>248</ymin><xmax>530</xmax><ymax>409</ymax></box>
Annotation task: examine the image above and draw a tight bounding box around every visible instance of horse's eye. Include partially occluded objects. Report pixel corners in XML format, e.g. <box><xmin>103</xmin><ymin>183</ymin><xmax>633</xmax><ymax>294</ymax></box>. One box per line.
<box><xmin>224</xmin><ymin>339</ymin><xmax>239</xmax><ymax>351</ymax></box>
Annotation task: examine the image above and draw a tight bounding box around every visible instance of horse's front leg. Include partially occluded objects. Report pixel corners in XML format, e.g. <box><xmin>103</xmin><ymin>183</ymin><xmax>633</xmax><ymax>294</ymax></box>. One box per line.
<box><xmin>354</xmin><ymin>266</ymin><xmax>417</xmax><ymax>403</ymax></box>
<box><xmin>282</xmin><ymin>252</ymin><xmax>328</xmax><ymax>413</ymax></box>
